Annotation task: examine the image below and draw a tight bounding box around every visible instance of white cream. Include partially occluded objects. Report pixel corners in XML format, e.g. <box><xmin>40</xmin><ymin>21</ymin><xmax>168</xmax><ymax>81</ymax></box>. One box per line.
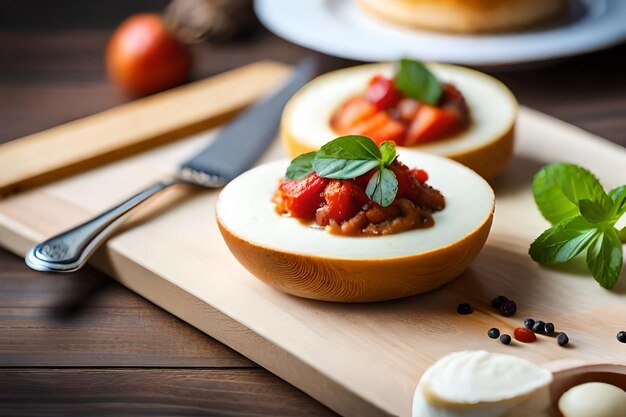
<box><xmin>283</xmin><ymin>63</ymin><xmax>516</xmax><ymax>158</ymax></box>
<box><xmin>558</xmin><ymin>382</ymin><xmax>626</xmax><ymax>417</ymax></box>
<box><xmin>217</xmin><ymin>152</ymin><xmax>493</xmax><ymax>260</ymax></box>
<box><xmin>412</xmin><ymin>351</ymin><xmax>552</xmax><ymax>417</ymax></box>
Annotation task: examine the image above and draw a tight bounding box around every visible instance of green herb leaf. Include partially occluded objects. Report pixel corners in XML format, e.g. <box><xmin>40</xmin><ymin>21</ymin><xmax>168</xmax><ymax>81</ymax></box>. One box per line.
<box><xmin>532</xmin><ymin>163</ymin><xmax>611</xmax><ymax>225</ymax></box>
<box><xmin>313</xmin><ymin>135</ymin><xmax>384</xmax><ymax>179</ymax></box>
<box><xmin>365</xmin><ymin>168</ymin><xmax>398</xmax><ymax>207</ymax></box>
<box><xmin>394</xmin><ymin>59</ymin><xmax>442</xmax><ymax>105</ymax></box>
<box><xmin>379</xmin><ymin>141</ymin><xmax>396</xmax><ymax>166</ymax></box>
<box><xmin>285</xmin><ymin>152</ymin><xmax>316</xmax><ymax>180</ymax></box>
<box><xmin>609</xmin><ymin>185</ymin><xmax>626</xmax><ymax>220</ymax></box>
<box><xmin>579</xmin><ymin>199</ymin><xmax>612</xmax><ymax>224</ymax></box>
<box><xmin>313</xmin><ymin>159</ymin><xmax>381</xmax><ymax>179</ymax></box>
<box><xmin>586</xmin><ymin>228</ymin><xmax>623</xmax><ymax>289</ymax></box>
<box><xmin>529</xmin><ymin>216</ymin><xmax>598</xmax><ymax>264</ymax></box>
<box><xmin>315</xmin><ymin>135</ymin><xmax>381</xmax><ymax>161</ymax></box>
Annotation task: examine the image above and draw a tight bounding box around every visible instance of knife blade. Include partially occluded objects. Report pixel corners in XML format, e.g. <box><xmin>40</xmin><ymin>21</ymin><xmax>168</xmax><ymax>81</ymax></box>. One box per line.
<box><xmin>25</xmin><ymin>57</ymin><xmax>318</xmax><ymax>273</ymax></box>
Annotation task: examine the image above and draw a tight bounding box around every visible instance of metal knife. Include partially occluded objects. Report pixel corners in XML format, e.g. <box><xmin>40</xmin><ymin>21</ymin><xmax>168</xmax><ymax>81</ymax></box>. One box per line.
<box><xmin>25</xmin><ymin>57</ymin><xmax>318</xmax><ymax>273</ymax></box>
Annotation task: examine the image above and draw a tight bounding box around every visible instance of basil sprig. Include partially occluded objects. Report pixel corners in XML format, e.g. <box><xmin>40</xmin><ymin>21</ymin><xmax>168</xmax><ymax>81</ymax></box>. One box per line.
<box><xmin>394</xmin><ymin>59</ymin><xmax>442</xmax><ymax>105</ymax></box>
<box><xmin>529</xmin><ymin>163</ymin><xmax>626</xmax><ymax>289</ymax></box>
<box><xmin>284</xmin><ymin>136</ymin><xmax>399</xmax><ymax>207</ymax></box>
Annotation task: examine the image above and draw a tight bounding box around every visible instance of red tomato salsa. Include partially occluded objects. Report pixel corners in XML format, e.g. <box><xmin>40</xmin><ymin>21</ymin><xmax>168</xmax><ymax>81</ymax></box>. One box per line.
<box><xmin>273</xmin><ymin>160</ymin><xmax>445</xmax><ymax>236</ymax></box>
<box><xmin>331</xmin><ymin>75</ymin><xmax>470</xmax><ymax>146</ymax></box>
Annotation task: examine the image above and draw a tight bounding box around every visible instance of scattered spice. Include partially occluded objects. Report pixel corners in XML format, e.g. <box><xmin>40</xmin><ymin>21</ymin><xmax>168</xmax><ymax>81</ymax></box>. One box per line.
<box><xmin>500</xmin><ymin>334</ymin><xmax>512</xmax><ymax>345</ymax></box>
<box><xmin>490</xmin><ymin>295</ymin><xmax>509</xmax><ymax>308</ymax></box>
<box><xmin>500</xmin><ymin>300</ymin><xmax>517</xmax><ymax>317</ymax></box>
<box><xmin>544</xmin><ymin>322</ymin><xmax>555</xmax><ymax>334</ymax></box>
<box><xmin>532</xmin><ymin>321</ymin><xmax>546</xmax><ymax>334</ymax></box>
<box><xmin>514</xmin><ymin>327</ymin><xmax>537</xmax><ymax>343</ymax></box>
<box><xmin>617</xmin><ymin>331</ymin><xmax>626</xmax><ymax>343</ymax></box>
<box><xmin>488</xmin><ymin>328</ymin><xmax>500</xmax><ymax>339</ymax></box>
<box><xmin>557</xmin><ymin>332</ymin><xmax>569</xmax><ymax>347</ymax></box>
<box><xmin>524</xmin><ymin>318</ymin><xmax>535</xmax><ymax>330</ymax></box>
<box><xmin>457</xmin><ymin>303</ymin><xmax>473</xmax><ymax>315</ymax></box>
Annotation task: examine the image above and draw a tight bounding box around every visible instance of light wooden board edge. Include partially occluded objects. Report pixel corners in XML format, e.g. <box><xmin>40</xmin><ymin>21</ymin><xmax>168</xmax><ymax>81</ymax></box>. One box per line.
<box><xmin>0</xmin><ymin>61</ymin><xmax>291</xmax><ymax>197</ymax></box>
<box><xmin>1</xmin><ymin>106</ymin><xmax>625</xmax><ymax>417</ymax></box>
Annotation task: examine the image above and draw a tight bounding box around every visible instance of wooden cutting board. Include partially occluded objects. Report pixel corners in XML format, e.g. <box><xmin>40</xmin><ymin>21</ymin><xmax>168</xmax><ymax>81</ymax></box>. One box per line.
<box><xmin>0</xmin><ymin>102</ymin><xmax>625</xmax><ymax>414</ymax></box>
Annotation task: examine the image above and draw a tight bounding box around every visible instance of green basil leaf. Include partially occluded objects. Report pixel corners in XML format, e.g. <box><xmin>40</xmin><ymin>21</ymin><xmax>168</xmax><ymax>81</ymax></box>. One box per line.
<box><xmin>532</xmin><ymin>163</ymin><xmax>611</xmax><ymax>225</ymax></box>
<box><xmin>586</xmin><ymin>228</ymin><xmax>623</xmax><ymax>289</ymax></box>
<box><xmin>379</xmin><ymin>141</ymin><xmax>396</xmax><ymax>167</ymax></box>
<box><xmin>394</xmin><ymin>59</ymin><xmax>442</xmax><ymax>105</ymax></box>
<box><xmin>365</xmin><ymin>168</ymin><xmax>398</xmax><ymax>207</ymax></box>
<box><xmin>579</xmin><ymin>199</ymin><xmax>612</xmax><ymax>224</ymax></box>
<box><xmin>285</xmin><ymin>152</ymin><xmax>316</xmax><ymax>180</ymax></box>
<box><xmin>316</xmin><ymin>135</ymin><xmax>381</xmax><ymax>161</ymax></box>
<box><xmin>313</xmin><ymin>159</ymin><xmax>381</xmax><ymax>179</ymax></box>
<box><xmin>529</xmin><ymin>216</ymin><xmax>598</xmax><ymax>264</ymax></box>
<box><xmin>609</xmin><ymin>185</ymin><xmax>626</xmax><ymax>220</ymax></box>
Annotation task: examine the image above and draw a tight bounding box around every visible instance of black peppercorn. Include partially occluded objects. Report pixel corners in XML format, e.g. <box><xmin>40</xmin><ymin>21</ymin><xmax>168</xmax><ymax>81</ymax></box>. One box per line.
<box><xmin>491</xmin><ymin>295</ymin><xmax>509</xmax><ymax>308</ymax></box>
<box><xmin>457</xmin><ymin>303</ymin><xmax>473</xmax><ymax>315</ymax></box>
<box><xmin>544</xmin><ymin>322</ymin><xmax>555</xmax><ymax>334</ymax></box>
<box><xmin>500</xmin><ymin>334</ymin><xmax>512</xmax><ymax>345</ymax></box>
<box><xmin>524</xmin><ymin>318</ymin><xmax>535</xmax><ymax>330</ymax></box>
<box><xmin>488</xmin><ymin>328</ymin><xmax>500</xmax><ymax>339</ymax></box>
<box><xmin>617</xmin><ymin>331</ymin><xmax>626</xmax><ymax>343</ymax></box>
<box><xmin>532</xmin><ymin>322</ymin><xmax>545</xmax><ymax>334</ymax></box>
<box><xmin>500</xmin><ymin>300</ymin><xmax>517</xmax><ymax>317</ymax></box>
<box><xmin>557</xmin><ymin>332</ymin><xmax>569</xmax><ymax>347</ymax></box>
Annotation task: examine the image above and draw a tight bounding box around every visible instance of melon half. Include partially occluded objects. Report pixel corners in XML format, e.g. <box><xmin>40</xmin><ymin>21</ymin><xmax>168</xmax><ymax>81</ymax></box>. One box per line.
<box><xmin>281</xmin><ymin>63</ymin><xmax>517</xmax><ymax>180</ymax></box>
<box><xmin>216</xmin><ymin>151</ymin><xmax>494</xmax><ymax>302</ymax></box>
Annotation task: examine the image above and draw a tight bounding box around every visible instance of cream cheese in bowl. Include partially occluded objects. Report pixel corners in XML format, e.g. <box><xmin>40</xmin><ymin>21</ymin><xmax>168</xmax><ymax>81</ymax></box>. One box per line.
<box><xmin>412</xmin><ymin>350</ymin><xmax>552</xmax><ymax>417</ymax></box>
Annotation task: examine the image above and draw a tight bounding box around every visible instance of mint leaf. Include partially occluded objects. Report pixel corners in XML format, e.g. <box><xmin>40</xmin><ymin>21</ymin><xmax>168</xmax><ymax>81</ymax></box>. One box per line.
<box><xmin>313</xmin><ymin>159</ymin><xmax>381</xmax><ymax>179</ymax></box>
<box><xmin>365</xmin><ymin>168</ymin><xmax>398</xmax><ymax>207</ymax></box>
<box><xmin>313</xmin><ymin>135</ymin><xmax>382</xmax><ymax>179</ymax></box>
<box><xmin>316</xmin><ymin>135</ymin><xmax>381</xmax><ymax>161</ymax></box>
<box><xmin>609</xmin><ymin>185</ymin><xmax>626</xmax><ymax>220</ymax></box>
<box><xmin>529</xmin><ymin>216</ymin><xmax>598</xmax><ymax>264</ymax></box>
<box><xmin>394</xmin><ymin>59</ymin><xmax>442</xmax><ymax>105</ymax></box>
<box><xmin>379</xmin><ymin>141</ymin><xmax>396</xmax><ymax>166</ymax></box>
<box><xmin>579</xmin><ymin>199</ymin><xmax>613</xmax><ymax>224</ymax></box>
<box><xmin>285</xmin><ymin>152</ymin><xmax>316</xmax><ymax>180</ymax></box>
<box><xmin>532</xmin><ymin>163</ymin><xmax>611</xmax><ymax>225</ymax></box>
<box><xmin>586</xmin><ymin>228</ymin><xmax>623</xmax><ymax>289</ymax></box>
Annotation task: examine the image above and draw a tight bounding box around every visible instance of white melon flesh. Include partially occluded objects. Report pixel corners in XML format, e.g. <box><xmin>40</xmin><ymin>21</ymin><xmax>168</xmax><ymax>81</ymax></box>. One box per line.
<box><xmin>217</xmin><ymin>151</ymin><xmax>493</xmax><ymax>260</ymax></box>
<box><xmin>216</xmin><ymin>151</ymin><xmax>494</xmax><ymax>301</ymax></box>
<box><xmin>281</xmin><ymin>63</ymin><xmax>517</xmax><ymax>179</ymax></box>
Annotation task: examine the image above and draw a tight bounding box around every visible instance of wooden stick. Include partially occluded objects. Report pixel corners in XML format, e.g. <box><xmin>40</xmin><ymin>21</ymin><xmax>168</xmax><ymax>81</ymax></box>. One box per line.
<box><xmin>0</xmin><ymin>61</ymin><xmax>291</xmax><ymax>197</ymax></box>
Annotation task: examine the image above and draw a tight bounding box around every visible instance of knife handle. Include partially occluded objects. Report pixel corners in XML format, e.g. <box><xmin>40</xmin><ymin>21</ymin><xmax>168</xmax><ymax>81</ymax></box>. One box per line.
<box><xmin>25</xmin><ymin>178</ymin><xmax>179</xmax><ymax>273</ymax></box>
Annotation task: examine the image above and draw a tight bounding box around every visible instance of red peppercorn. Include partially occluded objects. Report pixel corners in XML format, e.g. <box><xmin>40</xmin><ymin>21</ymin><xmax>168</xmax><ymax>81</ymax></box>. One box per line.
<box><xmin>514</xmin><ymin>327</ymin><xmax>537</xmax><ymax>343</ymax></box>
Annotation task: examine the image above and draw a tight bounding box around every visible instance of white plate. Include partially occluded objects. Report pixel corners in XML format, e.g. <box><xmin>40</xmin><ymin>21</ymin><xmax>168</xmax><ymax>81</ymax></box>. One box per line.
<box><xmin>254</xmin><ymin>0</ymin><xmax>626</xmax><ymax>66</ymax></box>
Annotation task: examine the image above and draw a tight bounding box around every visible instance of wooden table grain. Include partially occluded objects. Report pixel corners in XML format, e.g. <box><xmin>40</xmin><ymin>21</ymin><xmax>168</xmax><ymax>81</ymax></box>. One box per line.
<box><xmin>1</xmin><ymin>2</ymin><xmax>625</xmax><ymax>416</ymax></box>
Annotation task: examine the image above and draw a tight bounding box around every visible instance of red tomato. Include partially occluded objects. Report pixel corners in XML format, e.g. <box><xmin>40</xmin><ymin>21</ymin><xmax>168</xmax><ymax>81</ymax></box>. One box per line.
<box><xmin>322</xmin><ymin>180</ymin><xmax>359</xmax><ymax>224</ymax></box>
<box><xmin>331</xmin><ymin>97</ymin><xmax>377</xmax><ymax>132</ymax></box>
<box><xmin>365</xmin><ymin>75</ymin><xmax>402</xmax><ymax>111</ymax></box>
<box><xmin>405</xmin><ymin>104</ymin><xmax>459</xmax><ymax>146</ymax></box>
<box><xmin>279</xmin><ymin>174</ymin><xmax>329</xmax><ymax>219</ymax></box>
<box><xmin>411</xmin><ymin>168</ymin><xmax>429</xmax><ymax>184</ymax></box>
<box><xmin>106</xmin><ymin>14</ymin><xmax>191</xmax><ymax>96</ymax></box>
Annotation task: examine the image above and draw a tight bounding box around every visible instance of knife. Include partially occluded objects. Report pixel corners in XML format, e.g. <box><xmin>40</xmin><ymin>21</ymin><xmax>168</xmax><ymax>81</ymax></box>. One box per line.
<box><xmin>25</xmin><ymin>57</ymin><xmax>318</xmax><ymax>273</ymax></box>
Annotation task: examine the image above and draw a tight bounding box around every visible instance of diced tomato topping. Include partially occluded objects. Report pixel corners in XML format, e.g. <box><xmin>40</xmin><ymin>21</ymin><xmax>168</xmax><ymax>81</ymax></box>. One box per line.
<box><xmin>331</xmin><ymin>97</ymin><xmax>377</xmax><ymax>132</ymax></box>
<box><xmin>365</xmin><ymin>75</ymin><xmax>402</xmax><ymax>111</ymax></box>
<box><xmin>405</xmin><ymin>104</ymin><xmax>459</xmax><ymax>146</ymax></box>
<box><xmin>411</xmin><ymin>168</ymin><xmax>428</xmax><ymax>184</ymax></box>
<box><xmin>278</xmin><ymin>173</ymin><xmax>329</xmax><ymax>219</ymax></box>
<box><xmin>320</xmin><ymin>180</ymin><xmax>360</xmax><ymax>225</ymax></box>
<box><xmin>349</xmin><ymin>112</ymin><xmax>407</xmax><ymax>145</ymax></box>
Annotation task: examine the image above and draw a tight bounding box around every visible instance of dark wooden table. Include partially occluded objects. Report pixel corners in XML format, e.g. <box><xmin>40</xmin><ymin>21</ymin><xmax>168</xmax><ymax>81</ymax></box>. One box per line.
<box><xmin>1</xmin><ymin>2</ymin><xmax>625</xmax><ymax>416</ymax></box>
